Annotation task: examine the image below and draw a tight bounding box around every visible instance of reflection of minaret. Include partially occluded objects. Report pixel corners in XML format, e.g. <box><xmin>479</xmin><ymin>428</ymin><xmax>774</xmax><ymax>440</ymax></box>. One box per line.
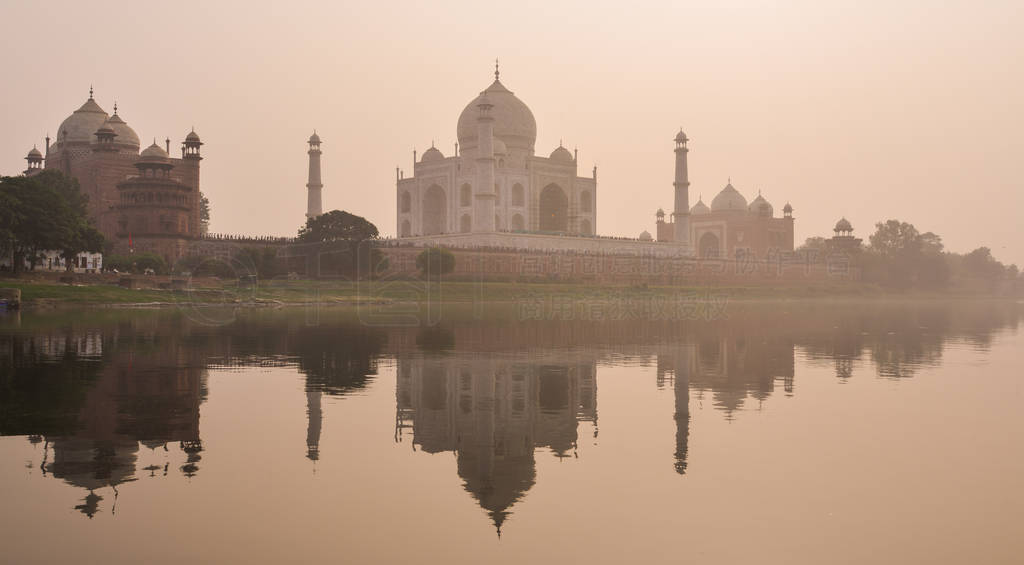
<box><xmin>306</xmin><ymin>132</ymin><xmax>323</xmax><ymax>219</ymax></box>
<box><xmin>673</xmin><ymin>347</ymin><xmax>693</xmax><ymax>475</ymax></box>
<box><xmin>306</xmin><ymin>388</ymin><xmax>322</xmax><ymax>461</ymax></box>
<box><xmin>657</xmin><ymin>346</ymin><xmax>692</xmax><ymax>474</ymax></box>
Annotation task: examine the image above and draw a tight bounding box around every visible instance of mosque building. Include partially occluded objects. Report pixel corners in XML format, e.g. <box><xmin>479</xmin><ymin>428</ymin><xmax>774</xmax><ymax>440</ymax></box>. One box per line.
<box><xmin>20</xmin><ymin>88</ymin><xmax>202</xmax><ymax>264</ymax></box>
<box><xmin>655</xmin><ymin>179</ymin><xmax>795</xmax><ymax>259</ymax></box>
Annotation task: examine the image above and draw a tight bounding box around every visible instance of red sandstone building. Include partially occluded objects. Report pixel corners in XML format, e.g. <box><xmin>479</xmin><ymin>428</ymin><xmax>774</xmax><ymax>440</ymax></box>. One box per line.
<box><xmin>23</xmin><ymin>89</ymin><xmax>202</xmax><ymax>264</ymax></box>
<box><xmin>655</xmin><ymin>181</ymin><xmax>795</xmax><ymax>260</ymax></box>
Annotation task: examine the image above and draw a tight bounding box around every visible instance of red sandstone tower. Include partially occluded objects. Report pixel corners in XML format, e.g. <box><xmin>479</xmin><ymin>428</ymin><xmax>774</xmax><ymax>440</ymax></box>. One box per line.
<box><xmin>180</xmin><ymin>130</ymin><xmax>203</xmax><ymax>240</ymax></box>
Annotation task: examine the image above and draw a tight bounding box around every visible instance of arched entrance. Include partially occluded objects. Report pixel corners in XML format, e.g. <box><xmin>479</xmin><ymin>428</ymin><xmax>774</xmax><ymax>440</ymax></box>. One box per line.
<box><xmin>699</xmin><ymin>232</ymin><xmax>720</xmax><ymax>259</ymax></box>
<box><xmin>422</xmin><ymin>185</ymin><xmax>447</xmax><ymax>235</ymax></box>
<box><xmin>539</xmin><ymin>184</ymin><xmax>568</xmax><ymax>232</ymax></box>
<box><xmin>400</xmin><ymin>220</ymin><xmax>411</xmax><ymax>237</ymax></box>
<box><xmin>510</xmin><ymin>214</ymin><xmax>524</xmax><ymax>231</ymax></box>
<box><xmin>580</xmin><ymin>219</ymin><xmax>592</xmax><ymax>235</ymax></box>
<box><xmin>460</xmin><ymin>214</ymin><xmax>472</xmax><ymax>233</ymax></box>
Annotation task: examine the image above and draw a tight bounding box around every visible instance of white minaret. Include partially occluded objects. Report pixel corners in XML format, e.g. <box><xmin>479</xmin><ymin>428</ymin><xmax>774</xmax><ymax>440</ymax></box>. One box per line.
<box><xmin>306</xmin><ymin>132</ymin><xmax>323</xmax><ymax>219</ymax></box>
<box><xmin>474</xmin><ymin>89</ymin><xmax>497</xmax><ymax>233</ymax></box>
<box><xmin>672</xmin><ymin>129</ymin><xmax>691</xmax><ymax>248</ymax></box>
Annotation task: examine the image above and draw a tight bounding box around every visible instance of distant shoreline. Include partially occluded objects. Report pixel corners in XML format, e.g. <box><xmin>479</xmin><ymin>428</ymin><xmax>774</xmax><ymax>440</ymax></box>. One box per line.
<box><xmin>2</xmin><ymin>277</ymin><xmax>1019</xmax><ymax>310</ymax></box>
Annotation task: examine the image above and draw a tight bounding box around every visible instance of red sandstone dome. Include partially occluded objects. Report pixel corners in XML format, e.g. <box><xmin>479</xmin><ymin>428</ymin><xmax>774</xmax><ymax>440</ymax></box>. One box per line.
<box><xmin>711</xmin><ymin>182</ymin><xmax>748</xmax><ymax>212</ymax></box>
<box><xmin>139</xmin><ymin>142</ymin><xmax>170</xmax><ymax>163</ymax></box>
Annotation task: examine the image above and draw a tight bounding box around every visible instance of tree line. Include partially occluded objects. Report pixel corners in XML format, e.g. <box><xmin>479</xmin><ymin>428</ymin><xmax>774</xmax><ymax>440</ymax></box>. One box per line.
<box><xmin>802</xmin><ymin>219</ymin><xmax>1021</xmax><ymax>291</ymax></box>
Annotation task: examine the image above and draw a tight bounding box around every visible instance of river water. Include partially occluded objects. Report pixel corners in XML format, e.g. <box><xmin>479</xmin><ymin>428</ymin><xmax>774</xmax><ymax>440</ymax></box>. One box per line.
<box><xmin>1</xmin><ymin>301</ymin><xmax>1021</xmax><ymax>564</ymax></box>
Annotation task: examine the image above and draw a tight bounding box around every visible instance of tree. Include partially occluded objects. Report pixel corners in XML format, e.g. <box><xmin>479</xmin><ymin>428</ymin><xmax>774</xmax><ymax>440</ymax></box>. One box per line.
<box><xmin>199</xmin><ymin>192</ymin><xmax>211</xmax><ymax>234</ymax></box>
<box><xmin>865</xmin><ymin>219</ymin><xmax>948</xmax><ymax>289</ymax></box>
<box><xmin>297</xmin><ymin>210</ymin><xmax>382</xmax><ymax>279</ymax></box>
<box><xmin>298</xmin><ymin>210</ymin><xmax>379</xmax><ymax>243</ymax></box>
<box><xmin>797</xmin><ymin>236</ymin><xmax>827</xmax><ymax>252</ymax></box>
<box><xmin>869</xmin><ymin>220</ymin><xmax>922</xmax><ymax>256</ymax></box>
<box><xmin>0</xmin><ymin>171</ymin><xmax>104</xmax><ymax>274</ymax></box>
<box><xmin>416</xmin><ymin>247</ymin><xmax>455</xmax><ymax>279</ymax></box>
<box><xmin>234</xmin><ymin>247</ymin><xmax>282</xmax><ymax>279</ymax></box>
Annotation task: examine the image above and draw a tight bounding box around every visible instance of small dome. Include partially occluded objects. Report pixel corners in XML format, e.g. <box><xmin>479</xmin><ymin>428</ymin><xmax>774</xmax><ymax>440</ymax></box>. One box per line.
<box><xmin>748</xmin><ymin>193</ymin><xmax>773</xmax><ymax>217</ymax></box>
<box><xmin>656</xmin><ymin>208</ymin><xmax>666</xmax><ymax>218</ymax></box>
<box><xmin>421</xmin><ymin>146</ymin><xmax>444</xmax><ymax>162</ymax></box>
<box><xmin>186</xmin><ymin>129</ymin><xmax>201</xmax><ymax>143</ymax></box>
<box><xmin>457</xmin><ymin>78</ymin><xmax>537</xmax><ymax>154</ymax></box>
<box><xmin>139</xmin><ymin>141</ymin><xmax>169</xmax><ymax>163</ymax></box>
<box><xmin>639</xmin><ymin>230</ymin><xmax>653</xmax><ymax>241</ymax></box>
<box><xmin>549</xmin><ymin>145</ymin><xmax>573</xmax><ymax>162</ymax></box>
<box><xmin>308</xmin><ymin>132</ymin><xmax>320</xmax><ymax>144</ymax></box>
<box><xmin>27</xmin><ymin>146</ymin><xmax>43</xmax><ymax>158</ymax></box>
<box><xmin>674</xmin><ymin>129</ymin><xmax>688</xmax><ymax>144</ymax></box>
<box><xmin>55</xmin><ymin>93</ymin><xmax>109</xmax><ymax>146</ymax></box>
<box><xmin>710</xmin><ymin>182</ymin><xmax>748</xmax><ymax>212</ymax></box>
<box><xmin>835</xmin><ymin>217</ymin><xmax>853</xmax><ymax>232</ymax></box>
<box><xmin>105</xmin><ymin>111</ymin><xmax>140</xmax><ymax>149</ymax></box>
<box><xmin>690</xmin><ymin>199</ymin><xmax>710</xmax><ymax>215</ymax></box>
<box><xmin>783</xmin><ymin>202</ymin><xmax>793</xmax><ymax>213</ymax></box>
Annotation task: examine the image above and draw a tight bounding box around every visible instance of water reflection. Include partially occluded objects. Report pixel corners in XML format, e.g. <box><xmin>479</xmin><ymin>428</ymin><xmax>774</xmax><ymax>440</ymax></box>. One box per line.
<box><xmin>0</xmin><ymin>301</ymin><xmax>1019</xmax><ymax>528</ymax></box>
<box><xmin>395</xmin><ymin>353</ymin><xmax>597</xmax><ymax>534</ymax></box>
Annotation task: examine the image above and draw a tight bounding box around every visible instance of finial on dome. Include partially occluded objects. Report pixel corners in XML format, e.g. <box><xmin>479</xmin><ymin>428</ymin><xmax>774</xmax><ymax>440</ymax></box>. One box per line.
<box><xmin>113</xmin><ymin>101</ymin><xmax>118</xmax><ymax>114</ymax></box>
<box><xmin>89</xmin><ymin>85</ymin><xmax>94</xmax><ymax>99</ymax></box>
<box><xmin>495</xmin><ymin>57</ymin><xmax>500</xmax><ymax>80</ymax></box>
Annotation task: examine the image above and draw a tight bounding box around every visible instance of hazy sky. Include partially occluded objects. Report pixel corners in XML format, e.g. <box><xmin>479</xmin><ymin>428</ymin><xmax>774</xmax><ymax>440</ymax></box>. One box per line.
<box><xmin>2</xmin><ymin>1</ymin><xmax>1022</xmax><ymax>265</ymax></box>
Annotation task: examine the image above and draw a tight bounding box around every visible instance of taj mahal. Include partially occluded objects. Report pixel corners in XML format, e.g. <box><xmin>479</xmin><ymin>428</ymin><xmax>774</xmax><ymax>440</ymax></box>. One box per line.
<box><xmin>390</xmin><ymin>64</ymin><xmax>794</xmax><ymax>259</ymax></box>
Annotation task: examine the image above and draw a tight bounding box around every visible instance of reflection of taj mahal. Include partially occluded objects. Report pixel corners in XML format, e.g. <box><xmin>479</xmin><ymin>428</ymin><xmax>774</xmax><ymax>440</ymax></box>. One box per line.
<box><xmin>395</xmin><ymin>353</ymin><xmax>597</xmax><ymax>534</ymax></box>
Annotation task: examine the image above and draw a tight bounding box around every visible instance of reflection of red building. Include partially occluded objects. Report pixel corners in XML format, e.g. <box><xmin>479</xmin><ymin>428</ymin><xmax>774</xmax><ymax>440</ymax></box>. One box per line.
<box><xmin>30</xmin><ymin>328</ymin><xmax>207</xmax><ymax>518</ymax></box>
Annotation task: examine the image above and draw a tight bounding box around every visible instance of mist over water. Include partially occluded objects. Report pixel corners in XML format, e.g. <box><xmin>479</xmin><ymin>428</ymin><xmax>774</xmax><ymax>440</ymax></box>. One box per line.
<box><xmin>1</xmin><ymin>302</ymin><xmax>1021</xmax><ymax>563</ymax></box>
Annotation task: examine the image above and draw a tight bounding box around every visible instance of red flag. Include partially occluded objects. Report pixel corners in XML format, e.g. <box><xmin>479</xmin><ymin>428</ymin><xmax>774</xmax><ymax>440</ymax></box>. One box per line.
<box><xmin>128</xmin><ymin>232</ymin><xmax>133</xmax><ymax>250</ymax></box>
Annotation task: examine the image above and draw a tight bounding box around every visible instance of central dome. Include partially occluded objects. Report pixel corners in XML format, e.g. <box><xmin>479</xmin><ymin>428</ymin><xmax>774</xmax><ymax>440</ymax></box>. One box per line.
<box><xmin>457</xmin><ymin>78</ymin><xmax>536</xmax><ymax>154</ymax></box>
<box><xmin>56</xmin><ymin>96</ymin><xmax>109</xmax><ymax>145</ymax></box>
<box><xmin>711</xmin><ymin>183</ymin><xmax>748</xmax><ymax>212</ymax></box>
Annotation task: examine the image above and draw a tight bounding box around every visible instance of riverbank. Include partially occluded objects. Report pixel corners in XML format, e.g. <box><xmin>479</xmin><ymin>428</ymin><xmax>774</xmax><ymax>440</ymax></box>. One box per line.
<box><xmin>2</xmin><ymin>277</ymin><xmax>1019</xmax><ymax>309</ymax></box>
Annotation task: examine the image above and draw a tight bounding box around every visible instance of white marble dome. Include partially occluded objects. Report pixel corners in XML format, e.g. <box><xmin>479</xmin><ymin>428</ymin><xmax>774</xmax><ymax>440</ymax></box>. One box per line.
<box><xmin>457</xmin><ymin>78</ymin><xmax>536</xmax><ymax>153</ymax></box>
<box><xmin>639</xmin><ymin>230</ymin><xmax>653</xmax><ymax>241</ymax></box>
<box><xmin>549</xmin><ymin>145</ymin><xmax>573</xmax><ymax>162</ymax></box>
<box><xmin>421</xmin><ymin>146</ymin><xmax>444</xmax><ymax>162</ymax></box>
<box><xmin>711</xmin><ymin>183</ymin><xmax>748</xmax><ymax>212</ymax></box>
<box><xmin>56</xmin><ymin>96</ymin><xmax>109</xmax><ymax>145</ymax></box>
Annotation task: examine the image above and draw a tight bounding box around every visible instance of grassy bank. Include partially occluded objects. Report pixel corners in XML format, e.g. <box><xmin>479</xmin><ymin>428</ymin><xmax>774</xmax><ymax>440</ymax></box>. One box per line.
<box><xmin>3</xmin><ymin>277</ymin><xmax>1017</xmax><ymax>309</ymax></box>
